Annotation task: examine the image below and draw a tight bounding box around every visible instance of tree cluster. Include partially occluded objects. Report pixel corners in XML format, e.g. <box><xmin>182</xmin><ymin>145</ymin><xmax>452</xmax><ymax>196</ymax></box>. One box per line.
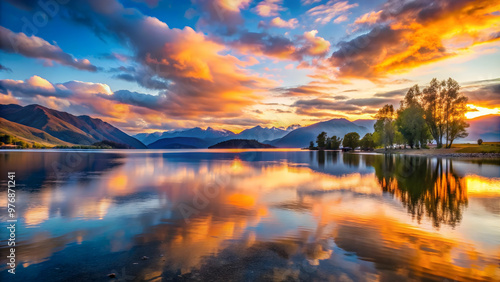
<box><xmin>374</xmin><ymin>78</ymin><xmax>469</xmax><ymax>149</ymax></box>
<box><xmin>310</xmin><ymin>131</ymin><xmax>374</xmax><ymax>151</ymax></box>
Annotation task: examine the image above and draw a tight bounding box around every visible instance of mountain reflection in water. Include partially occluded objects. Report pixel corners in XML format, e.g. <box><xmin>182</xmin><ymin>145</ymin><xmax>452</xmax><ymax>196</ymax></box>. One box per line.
<box><xmin>0</xmin><ymin>150</ymin><xmax>499</xmax><ymax>281</ymax></box>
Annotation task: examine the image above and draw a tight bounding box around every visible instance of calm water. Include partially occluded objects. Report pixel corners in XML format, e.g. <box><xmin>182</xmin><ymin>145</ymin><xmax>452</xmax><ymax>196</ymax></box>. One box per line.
<box><xmin>0</xmin><ymin>149</ymin><xmax>499</xmax><ymax>281</ymax></box>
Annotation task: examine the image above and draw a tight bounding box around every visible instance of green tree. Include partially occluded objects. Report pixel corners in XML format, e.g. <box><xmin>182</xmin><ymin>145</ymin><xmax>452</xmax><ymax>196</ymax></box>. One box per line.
<box><xmin>420</xmin><ymin>78</ymin><xmax>469</xmax><ymax>148</ymax></box>
<box><xmin>374</xmin><ymin>104</ymin><xmax>396</xmax><ymax>149</ymax></box>
<box><xmin>396</xmin><ymin>85</ymin><xmax>430</xmax><ymax>148</ymax></box>
<box><xmin>325</xmin><ymin>137</ymin><xmax>332</xmax><ymax>149</ymax></box>
<box><xmin>360</xmin><ymin>133</ymin><xmax>375</xmax><ymax>150</ymax></box>
<box><xmin>330</xmin><ymin>136</ymin><xmax>342</xmax><ymax>150</ymax></box>
<box><xmin>443</xmin><ymin>78</ymin><xmax>469</xmax><ymax>148</ymax></box>
<box><xmin>477</xmin><ymin>139</ymin><xmax>483</xmax><ymax>145</ymax></box>
<box><xmin>343</xmin><ymin>132</ymin><xmax>360</xmax><ymax>149</ymax></box>
<box><xmin>316</xmin><ymin>131</ymin><xmax>327</xmax><ymax>149</ymax></box>
<box><xmin>309</xmin><ymin>141</ymin><xmax>315</xmax><ymax>150</ymax></box>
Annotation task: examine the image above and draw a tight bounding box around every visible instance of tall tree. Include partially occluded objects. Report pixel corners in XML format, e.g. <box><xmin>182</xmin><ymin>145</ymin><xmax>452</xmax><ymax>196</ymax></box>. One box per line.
<box><xmin>360</xmin><ymin>133</ymin><xmax>375</xmax><ymax>150</ymax></box>
<box><xmin>309</xmin><ymin>141</ymin><xmax>315</xmax><ymax>150</ymax></box>
<box><xmin>396</xmin><ymin>85</ymin><xmax>430</xmax><ymax>148</ymax></box>
<box><xmin>316</xmin><ymin>131</ymin><xmax>327</xmax><ymax>149</ymax></box>
<box><xmin>329</xmin><ymin>136</ymin><xmax>342</xmax><ymax>150</ymax></box>
<box><xmin>374</xmin><ymin>104</ymin><xmax>396</xmax><ymax>149</ymax></box>
<box><xmin>421</xmin><ymin>78</ymin><xmax>445</xmax><ymax>147</ymax></box>
<box><xmin>443</xmin><ymin>78</ymin><xmax>469</xmax><ymax>148</ymax></box>
<box><xmin>420</xmin><ymin>78</ymin><xmax>469</xmax><ymax>148</ymax></box>
<box><xmin>343</xmin><ymin>132</ymin><xmax>360</xmax><ymax>149</ymax></box>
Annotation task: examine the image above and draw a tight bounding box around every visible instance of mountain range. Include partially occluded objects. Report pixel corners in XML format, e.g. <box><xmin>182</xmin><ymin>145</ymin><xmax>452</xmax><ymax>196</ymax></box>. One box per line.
<box><xmin>270</xmin><ymin>118</ymin><xmax>371</xmax><ymax>148</ymax></box>
<box><xmin>134</xmin><ymin>124</ymin><xmax>299</xmax><ymax>145</ymax></box>
<box><xmin>1</xmin><ymin>103</ymin><xmax>497</xmax><ymax>149</ymax></box>
<box><xmin>0</xmin><ymin>104</ymin><xmax>146</xmax><ymax>148</ymax></box>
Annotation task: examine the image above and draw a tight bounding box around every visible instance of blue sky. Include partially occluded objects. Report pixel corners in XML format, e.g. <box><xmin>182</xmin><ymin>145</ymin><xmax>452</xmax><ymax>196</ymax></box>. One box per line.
<box><xmin>0</xmin><ymin>0</ymin><xmax>499</xmax><ymax>133</ymax></box>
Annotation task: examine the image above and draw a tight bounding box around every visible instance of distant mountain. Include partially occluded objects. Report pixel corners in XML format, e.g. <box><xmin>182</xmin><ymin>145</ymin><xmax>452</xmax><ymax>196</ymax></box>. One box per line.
<box><xmin>0</xmin><ymin>117</ymin><xmax>71</xmax><ymax>146</ymax></box>
<box><xmin>208</xmin><ymin>139</ymin><xmax>275</xmax><ymax>149</ymax></box>
<box><xmin>352</xmin><ymin>119</ymin><xmax>376</xmax><ymax>132</ymax></box>
<box><xmin>462</xmin><ymin>115</ymin><xmax>500</xmax><ymax>142</ymax></box>
<box><xmin>236</xmin><ymin>126</ymin><xmax>289</xmax><ymax>142</ymax></box>
<box><xmin>271</xmin><ymin>118</ymin><xmax>370</xmax><ymax>148</ymax></box>
<box><xmin>148</xmin><ymin>137</ymin><xmax>210</xmax><ymax>149</ymax></box>
<box><xmin>136</xmin><ymin>127</ymin><xmax>235</xmax><ymax>145</ymax></box>
<box><xmin>0</xmin><ymin>104</ymin><xmax>146</xmax><ymax>148</ymax></box>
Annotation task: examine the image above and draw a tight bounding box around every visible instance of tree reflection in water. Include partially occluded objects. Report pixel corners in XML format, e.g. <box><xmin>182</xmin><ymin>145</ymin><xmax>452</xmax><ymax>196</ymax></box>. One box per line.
<box><xmin>368</xmin><ymin>154</ymin><xmax>468</xmax><ymax>228</ymax></box>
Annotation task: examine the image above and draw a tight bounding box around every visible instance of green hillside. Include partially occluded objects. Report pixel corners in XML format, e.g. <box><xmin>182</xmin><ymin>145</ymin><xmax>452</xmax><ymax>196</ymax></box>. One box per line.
<box><xmin>0</xmin><ymin>117</ymin><xmax>72</xmax><ymax>147</ymax></box>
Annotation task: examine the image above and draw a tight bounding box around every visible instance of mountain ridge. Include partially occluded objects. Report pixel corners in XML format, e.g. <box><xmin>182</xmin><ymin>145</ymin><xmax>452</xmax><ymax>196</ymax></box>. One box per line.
<box><xmin>0</xmin><ymin>104</ymin><xmax>146</xmax><ymax>148</ymax></box>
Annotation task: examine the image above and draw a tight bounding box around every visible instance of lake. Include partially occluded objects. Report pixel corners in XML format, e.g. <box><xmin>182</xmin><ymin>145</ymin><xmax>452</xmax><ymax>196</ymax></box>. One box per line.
<box><xmin>0</xmin><ymin>149</ymin><xmax>499</xmax><ymax>281</ymax></box>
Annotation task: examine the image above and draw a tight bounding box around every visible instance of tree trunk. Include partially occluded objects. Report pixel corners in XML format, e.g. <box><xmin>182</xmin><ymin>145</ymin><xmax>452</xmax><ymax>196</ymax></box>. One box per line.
<box><xmin>447</xmin><ymin>139</ymin><xmax>453</xmax><ymax>149</ymax></box>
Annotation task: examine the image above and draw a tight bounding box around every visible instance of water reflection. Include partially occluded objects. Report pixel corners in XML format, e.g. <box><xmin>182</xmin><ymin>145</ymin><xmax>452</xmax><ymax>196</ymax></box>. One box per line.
<box><xmin>0</xmin><ymin>150</ymin><xmax>499</xmax><ymax>281</ymax></box>
<box><xmin>369</xmin><ymin>155</ymin><xmax>468</xmax><ymax>227</ymax></box>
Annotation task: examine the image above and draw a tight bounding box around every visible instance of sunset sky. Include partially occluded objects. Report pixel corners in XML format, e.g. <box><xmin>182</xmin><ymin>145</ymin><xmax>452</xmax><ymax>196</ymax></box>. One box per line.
<box><xmin>0</xmin><ymin>0</ymin><xmax>499</xmax><ymax>133</ymax></box>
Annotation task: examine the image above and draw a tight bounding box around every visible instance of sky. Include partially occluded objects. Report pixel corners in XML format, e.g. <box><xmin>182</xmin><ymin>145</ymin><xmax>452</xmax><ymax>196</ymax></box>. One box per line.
<box><xmin>0</xmin><ymin>0</ymin><xmax>499</xmax><ymax>133</ymax></box>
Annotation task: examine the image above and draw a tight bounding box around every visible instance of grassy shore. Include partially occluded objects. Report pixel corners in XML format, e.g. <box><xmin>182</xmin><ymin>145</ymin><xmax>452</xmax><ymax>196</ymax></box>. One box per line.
<box><xmin>374</xmin><ymin>142</ymin><xmax>500</xmax><ymax>158</ymax></box>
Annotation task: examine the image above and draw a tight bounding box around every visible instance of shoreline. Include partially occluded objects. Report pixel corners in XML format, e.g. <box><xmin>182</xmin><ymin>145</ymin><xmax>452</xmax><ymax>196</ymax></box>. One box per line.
<box><xmin>373</xmin><ymin>148</ymin><xmax>500</xmax><ymax>158</ymax></box>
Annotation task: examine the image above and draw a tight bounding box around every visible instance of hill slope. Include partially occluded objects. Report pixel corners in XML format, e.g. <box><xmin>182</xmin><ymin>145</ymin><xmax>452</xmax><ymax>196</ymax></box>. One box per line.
<box><xmin>0</xmin><ymin>104</ymin><xmax>146</xmax><ymax>148</ymax></box>
<box><xmin>0</xmin><ymin>117</ymin><xmax>72</xmax><ymax>146</ymax></box>
<box><xmin>272</xmin><ymin>118</ymin><xmax>370</xmax><ymax>148</ymax></box>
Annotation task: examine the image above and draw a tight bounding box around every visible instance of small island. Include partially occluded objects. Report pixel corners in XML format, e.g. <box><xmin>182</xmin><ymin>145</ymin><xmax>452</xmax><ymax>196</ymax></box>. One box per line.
<box><xmin>208</xmin><ymin>139</ymin><xmax>275</xmax><ymax>149</ymax></box>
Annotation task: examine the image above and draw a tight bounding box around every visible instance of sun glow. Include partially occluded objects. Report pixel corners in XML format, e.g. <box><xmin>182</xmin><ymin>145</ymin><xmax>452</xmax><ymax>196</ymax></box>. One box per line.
<box><xmin>466</xmin><ymin>104</ymin><xmax>500</xmax><ymax>119</ymax></box>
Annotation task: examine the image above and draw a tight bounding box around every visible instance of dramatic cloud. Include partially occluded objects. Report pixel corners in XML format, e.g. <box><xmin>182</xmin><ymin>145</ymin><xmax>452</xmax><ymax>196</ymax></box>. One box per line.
<box><xmin>0</xmin><ymin>76</ymin><xmax>71</xmax><ymax>98</ymax></box>
<box><xmin>306</xmin><ymin>0</ymin><xmax>358</xmax><ymax>25</ymax></box>
<box><xmin>0</xmin><ymin>27</ymin><xmax>98</xmax><ymax>72</ymax></box>
<box><xmin>111</xmin><ymin>65</ymin><xmax>169</xmax><ymax>90</ymax></box>
<box><xmin>300</xmin><ymin>30</ymin><xmax>331</xmax><ymax>56</ymax></box>
<box><xmin>229</xmin><ymin>29</ymin><xmax>330</xmax><ymax>60</ymax></box>
<box><xmin>331</xmin><ymin>0</ymin><xmax>500</xmax><ymax>79</ymax></box>
<box><xmin>462</xmin><ymin>80</ymin><xmax>500</xmax><ymax>107</ymax></box>
<box><xmin>39</xmin><ymin>0</ymin><xmax>274</xmax><ymax>119</ymax></box>
<box><xmin>292</xmin><ymin>95</ymin><xmax>400</xmax><ymax>117</ymax></box>
<box><xmin>254</xmin><ymin>0</ymin><xmax>284</xmax><ymax>17</ymax></box>
<box><xmin>293</xmin><ymin>98</ymin><xmax>361</xmax><ymax>113</ymax></box>
<box><xmin>191</xmin><ymin>0</ymin><xmax>251</xmax><ymax>35</ymax></box>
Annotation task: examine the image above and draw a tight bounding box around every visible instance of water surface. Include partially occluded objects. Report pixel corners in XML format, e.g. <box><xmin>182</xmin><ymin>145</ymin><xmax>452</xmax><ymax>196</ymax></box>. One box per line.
<box><xmin>1</xmin><ymin>150</ymin><xmax>499</xmax><ymax>281</ymax></box>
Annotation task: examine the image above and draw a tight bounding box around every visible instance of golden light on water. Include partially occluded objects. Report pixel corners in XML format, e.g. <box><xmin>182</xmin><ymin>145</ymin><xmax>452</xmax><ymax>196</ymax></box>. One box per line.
<box><xmin>465</xmin><ymin>175</ymin><xmax>500</xmax><ymax>197</ymax></box>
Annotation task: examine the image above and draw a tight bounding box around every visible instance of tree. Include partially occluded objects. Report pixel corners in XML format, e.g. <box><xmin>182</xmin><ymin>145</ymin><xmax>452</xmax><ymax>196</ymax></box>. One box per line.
<box><xmin>330</xmin><ymin>136</ymin><xmax>342</xmax><ymax>150</ymax></box>
<box><xmin>374</xmin><ymin>104</ymin><xmax>396</xmax><ymax>149</ymax></box>
<box><xmin>394</xmin><ymin>131</ymin><xmax>405</xmax><ymax>148</ymax></box>
<box><xmin>360</xmin><ymin>133</ymin><xmax>375</xmax><ymax>150</ymax></box>
<box><xmin>443</xmin><ymin>78</ymin><xmax>469</xmax><ymax>147</ymax></box>
<box><xmin>325</xmin><ymin>137</ymin><xmax>332</xmax><ymax>149</ymax></box>
<box><xmin>343</xmin><ymin>132</ymin><xmax>360</xmax><ymax>149</ymax></box>
<box><xmin>309</xmin><ymin>141</ymin><xmax>315</xmax><ymax>150</ymax></box>
<box><xmin>396</xmin><ymin>85</ymin><xmax>430</xmax><ymax>148</ymax></box>
<box><xmin>420</xmin><ymin>78</ymin><xmax>469</xmax><ymax>148</ymax></box>
<box><xmin>316</xmin><ymin>131</ymin><xmax>327</xmax><ymax>149</ymax></box>
<box><xmin>477</xmin><ymin>139</ymin><xmax>483</xmax><ymax>145</ymax></box>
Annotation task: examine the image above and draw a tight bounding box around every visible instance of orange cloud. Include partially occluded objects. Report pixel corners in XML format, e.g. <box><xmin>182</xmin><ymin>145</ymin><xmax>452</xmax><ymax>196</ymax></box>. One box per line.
<box><xmin>268</xmin><ymin>17</ymin><xmax>298</xmax><ymax>28</ymax></box>
<box><xmin>331</xmin><ymin>0</ymin><xmax>500</xmax><ymax>79</ymax></box>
